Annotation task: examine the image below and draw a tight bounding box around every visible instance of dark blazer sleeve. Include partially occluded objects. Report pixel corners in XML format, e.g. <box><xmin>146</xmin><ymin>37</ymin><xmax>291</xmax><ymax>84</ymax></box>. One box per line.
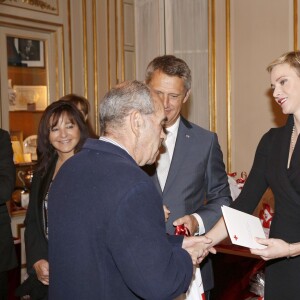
<box><xmin>167</xmin><ymin>234</ymin><xmax>184</xmax><ymax>246</ymax></box>
<box><xmin>231</xmin><ymin>130</ymin><xmax>271</xmax><ymax>213</ymax></box>
<box><xmin>108</xmin><ymin>181</ymin><xmax>193</xmax><ymax>299</ymax></box>
<box><xmin>0</xmin><ymin>129</ymin><xmax>15</xmax><ymax>204</ymax></box>
<box><xmin>200</xmin><ymin>133</ymin><xmax>232</xmax><ymax>231</ymax></box>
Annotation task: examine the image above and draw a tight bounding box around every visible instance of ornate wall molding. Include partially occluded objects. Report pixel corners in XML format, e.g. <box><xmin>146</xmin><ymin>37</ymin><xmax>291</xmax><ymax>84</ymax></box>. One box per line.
<box><xmin>209</xmin><ymin>0</ymin><xmax>216</xmax><ymax>133</ymax></box>
<box><xmin>0</xmin><ymin>0</ymin><xmax>58</xmax><ymax>15</ymax></box>
<box><xmin>226</xmin><ymin>0</ymin><xmax>231</xmax><ymax>171</ymax></box>
<box><xmin>294</xmin><ymin>0</ymin><xmax>298</xmax><ymax>50</ymax></box>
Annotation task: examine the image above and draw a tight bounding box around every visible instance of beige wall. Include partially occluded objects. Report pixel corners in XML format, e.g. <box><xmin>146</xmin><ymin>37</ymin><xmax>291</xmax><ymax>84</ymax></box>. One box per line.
<box><xmin>214</xmin><ymin>0</ymin><xmax>295</xmax><ymax>175</ymax></box>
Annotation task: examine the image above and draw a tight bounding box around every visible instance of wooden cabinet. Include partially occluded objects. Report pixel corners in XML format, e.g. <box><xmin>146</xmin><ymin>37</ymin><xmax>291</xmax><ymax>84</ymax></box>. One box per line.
<box><xmin>8</xmin><ymin>66</ymin><xmax>47</xmax><ymax>86</ymax></box>
<box><xmin>10</xmin><ymin>111</ymin><xmax>43</xmax><ymax>141</ymax></box>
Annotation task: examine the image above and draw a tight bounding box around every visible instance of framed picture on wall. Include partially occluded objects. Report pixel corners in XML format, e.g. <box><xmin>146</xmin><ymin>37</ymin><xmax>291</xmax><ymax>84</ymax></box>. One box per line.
<box><xmin>7</xmin><ymin>36</ymin><xmax>45</xmax><ymax>67</ymax></box>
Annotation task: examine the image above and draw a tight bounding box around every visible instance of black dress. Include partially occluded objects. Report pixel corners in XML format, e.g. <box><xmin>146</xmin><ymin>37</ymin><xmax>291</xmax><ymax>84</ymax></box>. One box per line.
<box><xmin>231</xmin><ymin>115</ymin><xmax>300</xmax><ymax>300</ymax></box>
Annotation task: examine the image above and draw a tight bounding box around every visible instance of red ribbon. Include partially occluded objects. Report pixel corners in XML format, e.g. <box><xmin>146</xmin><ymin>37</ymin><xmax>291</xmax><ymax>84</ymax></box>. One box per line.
<box><xmin>174</xmin><ymin>224</ymin><xmax>190</xmax><ymax>237</ymax></box>
<box><xmin>175</xmin><ymin>225</ymin><xmax>207</xmax><ymax>300</ymax></box>
<box><xmin>227</xmin><ymin>172</ymin><xmax>237</xmax><ymax>177</ymax></box>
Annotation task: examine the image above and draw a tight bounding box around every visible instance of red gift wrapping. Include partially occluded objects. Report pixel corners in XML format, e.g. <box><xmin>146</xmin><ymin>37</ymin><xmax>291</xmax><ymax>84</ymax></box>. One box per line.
<box><xmin>174</xmin><ymin>224</ymin><xmax>190</xmax><ymax>236</ymax></box>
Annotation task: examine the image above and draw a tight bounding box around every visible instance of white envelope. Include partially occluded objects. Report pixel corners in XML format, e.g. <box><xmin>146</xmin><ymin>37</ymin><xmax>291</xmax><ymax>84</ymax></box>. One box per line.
<box><xmin>221</xmin><ymin>206</ymin><xmax>266</xmax><ymax>249</ymax></box>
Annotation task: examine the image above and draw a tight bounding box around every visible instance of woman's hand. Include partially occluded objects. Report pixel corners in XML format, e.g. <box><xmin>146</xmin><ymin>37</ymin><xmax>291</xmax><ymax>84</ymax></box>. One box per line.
<box><xmin>250</xmin><ymin>237</ymin><xmax>290</xmax><ymax>261</ymax></box>
<box><xmin>33</xmin><ymin>259</ymin><xmax>49</xmax><ymax>285</ymax></box>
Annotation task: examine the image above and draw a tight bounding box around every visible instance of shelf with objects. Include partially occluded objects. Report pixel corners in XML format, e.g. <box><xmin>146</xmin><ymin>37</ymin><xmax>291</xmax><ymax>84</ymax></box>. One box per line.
<box><xmin>7</xmin><ymin>36</ymin><xmax>47</xmax><ymax>217</ymax></box>
<box><xmin>8</xmin><ymin>42</ymin><xmax>47</xmax><ymax>155</ymax></box>
<box><xmin>10</xmin><ymin>162</ymin><xmax>36</xmax><ymax>216</ymax></box>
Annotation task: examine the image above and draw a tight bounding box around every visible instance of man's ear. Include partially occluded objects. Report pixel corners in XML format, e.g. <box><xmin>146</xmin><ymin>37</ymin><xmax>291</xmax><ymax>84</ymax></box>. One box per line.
<box><xmin>130</xmin><ymin>110</ymin><xmax>143</xmax><ymax>137</ymax></box>
<box><xmin>183</xmin><ymin>89</ymin><xmax>191</xmax><ymax>104</ymax></box>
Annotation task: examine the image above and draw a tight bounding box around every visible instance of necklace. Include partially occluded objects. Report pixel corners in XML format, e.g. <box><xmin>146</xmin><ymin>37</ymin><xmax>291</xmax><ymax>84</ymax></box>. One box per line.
<box><xmin>291</xmin><ymin>125</ymin><xmax>297</xmax><ymax>152</ymax></box>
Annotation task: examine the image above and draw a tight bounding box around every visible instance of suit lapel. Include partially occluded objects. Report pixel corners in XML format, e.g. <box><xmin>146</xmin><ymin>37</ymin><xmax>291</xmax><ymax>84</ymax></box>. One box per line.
<box><xmin>163</xmin><ymin>117</ymin><xmax>191</xmax><ymax>194</ymax></box>
<box><xmin>274</xmin><ymin>115</ymin><xmax>300</xmax><ymax>199</ymax></box>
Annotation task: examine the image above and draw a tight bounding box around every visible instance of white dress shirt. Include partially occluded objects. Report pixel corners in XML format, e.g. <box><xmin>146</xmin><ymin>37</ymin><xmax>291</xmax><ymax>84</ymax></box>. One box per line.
<box><xmin>158</xmin><ymin>117</ymin><xmax>205</xmax><ymax>235</ymax></box>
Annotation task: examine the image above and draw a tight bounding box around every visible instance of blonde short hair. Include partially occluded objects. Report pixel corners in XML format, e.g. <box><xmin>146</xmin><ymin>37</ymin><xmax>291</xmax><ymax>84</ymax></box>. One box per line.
<box><xmin>267</xmin><ymin>51</ymin><xmax>300</xmax><ymax>77</ymax></box>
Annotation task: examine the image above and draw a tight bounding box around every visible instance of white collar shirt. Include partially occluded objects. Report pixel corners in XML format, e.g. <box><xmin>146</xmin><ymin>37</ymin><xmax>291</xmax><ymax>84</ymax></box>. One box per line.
<box><xmin>165</xmin><ymin>117</ymin><xmax>180</xmax><ymax>161</ymax></box>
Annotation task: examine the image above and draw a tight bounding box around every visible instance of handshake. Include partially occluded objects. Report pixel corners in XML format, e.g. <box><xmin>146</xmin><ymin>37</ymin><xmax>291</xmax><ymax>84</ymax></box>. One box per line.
<box><xmin>182</xmin><ymin>235</ymin><xmax>216</xmax><ymax>265</ymax></box>
<box><xmin>171</xmin><ymin>214</ymin><xmax>216</xmax><ymax>265</ymax></box>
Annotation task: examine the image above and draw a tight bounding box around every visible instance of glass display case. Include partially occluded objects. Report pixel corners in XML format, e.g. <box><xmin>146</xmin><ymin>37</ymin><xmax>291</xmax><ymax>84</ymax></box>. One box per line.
<box><xmin>7</xmin><ymin>35</ymin><xmax>47</xmax><ymax>165</ymax></box>
<box><xmin>0</xmin><ymin>20</ymin><xmax>65</xmax><ymax>216</ymax></box>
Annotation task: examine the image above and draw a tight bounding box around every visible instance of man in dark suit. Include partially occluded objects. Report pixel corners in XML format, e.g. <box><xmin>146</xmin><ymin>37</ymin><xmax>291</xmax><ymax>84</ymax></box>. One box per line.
<box><xmin>0</xmin><ymin>129</ymin><xmax>17</xmax><ymax>299</ymax></box>
<box><xmin>19</xmin><ymin>39</ymin><xmax>39</xmax><ymax>61</ymax></box>
<box><xmin>143</xmin><ymin>55</ymin><xmax>232</xmax><ymax>299</ymax></box>
<box><xmin>48</xmin><ymin>80</ymin><xmax>213</xmax><ymax>300</ymax></box>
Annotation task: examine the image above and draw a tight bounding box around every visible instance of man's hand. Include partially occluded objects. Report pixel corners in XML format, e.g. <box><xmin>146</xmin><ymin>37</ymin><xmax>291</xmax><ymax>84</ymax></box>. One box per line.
<box><xmin>182</xmin><ymin>236</ymin><xmax>216</xmax><ymax>265</ymax></box>
<box><xmin>33</xmin><ymin>259</ymin><xmax>49</xmax><ymax>285</ymax></box>
<box><xmin>173</xmin><ymin>214</ymin><xmax>198</xmax><ymax>235</ymax></box>
<box><xmin>250</xmin><ymin>237</ymin><xmax>290</xmax><ymax>261</ymax></box>
<box><xmin>163</xmin><ymin>205</ymin><xmax>171</xmax><ymax>222</ymax></box>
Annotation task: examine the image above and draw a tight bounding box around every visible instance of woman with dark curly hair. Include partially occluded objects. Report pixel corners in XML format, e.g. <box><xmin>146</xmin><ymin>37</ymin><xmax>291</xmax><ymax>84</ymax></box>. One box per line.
<box><xmin>16</xmin><ymin>100</ymin><xmax>89</xmax><ymax>299</ymax></box>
